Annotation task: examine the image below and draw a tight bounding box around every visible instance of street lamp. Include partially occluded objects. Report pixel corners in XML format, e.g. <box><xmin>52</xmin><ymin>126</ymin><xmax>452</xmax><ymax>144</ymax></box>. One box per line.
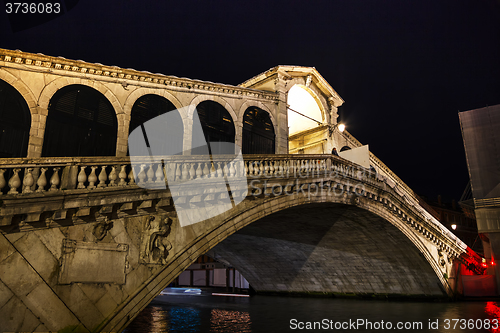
<box><xmin>337</xmin><ymin>123</ymin><xmax>345</xmax><ymax>133</ymax></box>
<box><xmin>451</xmin><ymin>224</ymin><xmax>457</xmax><ymax>230</ymax></box>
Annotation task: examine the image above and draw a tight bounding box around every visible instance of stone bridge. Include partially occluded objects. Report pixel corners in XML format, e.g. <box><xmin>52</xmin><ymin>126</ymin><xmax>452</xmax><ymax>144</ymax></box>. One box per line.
<box><xmin>0</xmin><ymin>48</ymin><xmax>480</xmax><ymax>332</ymax></box>
<box><xmin>0</xmin><ymin>154</ymin><xmax>471</xmax><ymax>332</ymax></box>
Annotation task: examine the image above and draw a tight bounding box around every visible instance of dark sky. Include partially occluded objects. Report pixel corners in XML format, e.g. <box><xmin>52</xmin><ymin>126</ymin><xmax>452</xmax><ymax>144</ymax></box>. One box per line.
<box><xmin>2</xmin><ymin>0</ymin><xmax>500</xmax><ymax>202</ymax></box>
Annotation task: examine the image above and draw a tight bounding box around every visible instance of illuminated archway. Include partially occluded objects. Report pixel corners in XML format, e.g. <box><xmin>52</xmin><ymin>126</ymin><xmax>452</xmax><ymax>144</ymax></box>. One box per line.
<box><xmin>287</xmin><ymin>85</ymin><xmax>324</xmax><ymax>136</ymax></box>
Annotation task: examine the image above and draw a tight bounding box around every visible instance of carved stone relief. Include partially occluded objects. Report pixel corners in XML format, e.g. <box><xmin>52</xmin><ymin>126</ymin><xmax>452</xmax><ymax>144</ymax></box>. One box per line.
<box><xmin>140</xmin><ymin>215</ymin><xmax>173</xmax><ymax>265</ymax></box>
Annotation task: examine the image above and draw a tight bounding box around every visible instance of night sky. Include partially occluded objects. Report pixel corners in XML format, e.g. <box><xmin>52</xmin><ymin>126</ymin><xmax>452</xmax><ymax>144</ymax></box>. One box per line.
<box><xmin>1</xmin><ymin>0</ymin><xmax>500</xmax><ymax>202</ymax></box>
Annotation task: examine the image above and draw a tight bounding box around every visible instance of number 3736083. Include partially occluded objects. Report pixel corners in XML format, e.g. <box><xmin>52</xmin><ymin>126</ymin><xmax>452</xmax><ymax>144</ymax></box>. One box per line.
<box><xmin>443</xmin><ymin>318</ymin><xmax>499</xmax><ymax>330</ymax></box>
<box><xmin>6</xmin><ymin>3</ymin><xmax>61</xmax><ymax>14</ymax></box>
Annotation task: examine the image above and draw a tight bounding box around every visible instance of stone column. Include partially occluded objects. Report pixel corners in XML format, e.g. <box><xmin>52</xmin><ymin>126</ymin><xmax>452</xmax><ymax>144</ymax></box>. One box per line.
<box><xmin>27</xmin><ymin>107</ymin><xmax>47</xmax><ymax>158</ymax></box>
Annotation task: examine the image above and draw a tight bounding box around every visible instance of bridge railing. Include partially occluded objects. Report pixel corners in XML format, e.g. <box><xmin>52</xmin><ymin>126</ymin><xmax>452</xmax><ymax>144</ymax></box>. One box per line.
<box><xmin>0</xmin><ymin>154</ymin><xmax>469</xmax><ymax>254</ymax></box>
<box><xmin>0</xmin><ymin>154</ymin><xmax>376</xmax><ymax>195</ymax></box>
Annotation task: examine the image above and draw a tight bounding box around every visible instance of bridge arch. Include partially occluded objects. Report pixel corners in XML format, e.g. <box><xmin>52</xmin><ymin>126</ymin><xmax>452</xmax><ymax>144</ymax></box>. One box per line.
<box><xmin>103</xmin><ymin>189</ymin><xmax>451</xmax><ymax>331</ymax></box>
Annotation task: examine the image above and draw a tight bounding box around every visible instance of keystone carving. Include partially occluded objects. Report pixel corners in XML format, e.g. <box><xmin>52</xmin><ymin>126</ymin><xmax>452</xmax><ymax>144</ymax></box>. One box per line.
<box><xmin>140</xmin><ymin>215</ymin><xmax>173</xmax><ymax>264</ymax></box>
<box><xmin>93</xmin><ymin>220</ymin><xmax>114</xmax><ymax>241</ymax></box>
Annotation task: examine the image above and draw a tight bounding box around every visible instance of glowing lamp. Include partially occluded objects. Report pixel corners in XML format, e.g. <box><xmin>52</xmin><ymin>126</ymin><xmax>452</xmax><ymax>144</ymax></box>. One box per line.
<box><xmin>338</xmin><ymin>124</ymin><xmax>345</xmax><ymax>132</ymax></box>
<box><xmin>451</xmin><ymin>224</ymin><xmax>457</xmax><ymax>230</ymax></box>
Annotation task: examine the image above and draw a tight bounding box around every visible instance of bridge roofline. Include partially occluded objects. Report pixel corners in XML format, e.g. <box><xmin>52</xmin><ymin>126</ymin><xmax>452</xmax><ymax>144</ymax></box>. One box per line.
<box><xmin>239</xmin><ymin>65</ymin><xmax>345</xmax><ymax>106</ymax></box>
<box><xmin>0</xmin><ymin>48</ymin><xmax>279</xmax><ymax>101</ymax></box>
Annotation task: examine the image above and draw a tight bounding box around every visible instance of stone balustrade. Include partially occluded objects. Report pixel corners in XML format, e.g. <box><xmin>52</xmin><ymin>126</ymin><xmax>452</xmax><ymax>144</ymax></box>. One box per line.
<box><xmin>0</xmin><ymin>154</ymin><xmax>373</xmax><ymax>195</ymax></box>
<box><xmin>0</xmin><ymin>154</ymin><xmax>469</xmax><ymax>260</ymax></box>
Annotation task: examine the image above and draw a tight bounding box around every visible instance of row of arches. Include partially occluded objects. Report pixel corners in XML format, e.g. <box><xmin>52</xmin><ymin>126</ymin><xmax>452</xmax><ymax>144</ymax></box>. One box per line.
<box><xmin>0</xmin><ymin>80</ymin><xmax>275</xmax><ymax>158</ymax></box>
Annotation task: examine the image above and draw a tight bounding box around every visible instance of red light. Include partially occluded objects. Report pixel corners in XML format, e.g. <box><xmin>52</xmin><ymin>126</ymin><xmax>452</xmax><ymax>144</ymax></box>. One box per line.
<box><xmin>492</xmin><ymin>261</ymin><xmax>496</xmax><ymax>266</ymax></box>
<box><xmin>482</xmin><ymin>263</ymin><xmax>488</xmax><ymax>268</ymax></box>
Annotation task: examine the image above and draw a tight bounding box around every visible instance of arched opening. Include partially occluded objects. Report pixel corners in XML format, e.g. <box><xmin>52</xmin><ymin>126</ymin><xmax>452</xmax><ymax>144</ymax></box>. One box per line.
<box><xmin>287</xmin><ymin>85</ymin><xmax>323</xmax><ymax>136</ymax></box>
<box><xmin>42</xmin><ymin>85</ymin><xmax>118</xmax><ymax>157</ymax></box>
<box><xmin>0</xmin><ymin>79</ymin><xmax>31</xmax><ymax>158</ymax></box>
<box><xmin>129</xmin><ymin>94</ymin><xmax>183</xmax><ymax>155</ymax></box>
<box><xmin>192</xmin><ymin>101</ymin><xmax>235</xmax><ymax>155</ymax></box>
<box><xmin>340</xmin><ymin>146</ymin><xmax>351</xmax><ymax>152</ymax></box>
<box><xmin>287</xmin><ymin>85</ymin><xmax>327</xmax><ymax>154</ymax></box>
<box><xmin>208</xmin><ymin>203</ymin><xmax>444</xmax><ymax>296</ymax></box>
<box><xmin>242</xmin><ymin>107</ymin><xmax>275</xmax><ymax>154</ymax></box>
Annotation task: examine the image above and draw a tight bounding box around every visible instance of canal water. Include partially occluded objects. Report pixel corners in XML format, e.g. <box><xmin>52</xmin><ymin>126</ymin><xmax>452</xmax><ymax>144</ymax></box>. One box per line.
<box><xmin>124</xmin><ymin>290</ymin><xmax>500</xmax><ymax>332</ymax></box>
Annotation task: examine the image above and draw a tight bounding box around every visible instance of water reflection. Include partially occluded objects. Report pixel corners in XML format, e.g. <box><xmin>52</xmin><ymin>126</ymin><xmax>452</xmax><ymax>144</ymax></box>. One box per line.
<box><xmin>169</xmin><ymin>307</ymin><xmax>201</xmax><ymax>333</ymax></box>
<box><xmin>210</xmin><ymin>309</ymin><xmax>251</xmax><ymax>333</ymax></box>
<box><xmin>125</xmin><ymin>295</ymin><xmax>500</xmax><ymax>333</ymax></box>
<box><xmin>125</xmin><ymin>305</ymin><xmax>201</xmax><ymax>333</ymax></box>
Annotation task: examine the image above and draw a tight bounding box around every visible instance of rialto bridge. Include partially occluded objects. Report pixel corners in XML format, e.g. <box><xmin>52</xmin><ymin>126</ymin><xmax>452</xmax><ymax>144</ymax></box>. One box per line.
<box><xmin>0</xmin><ymin>48</ymin><xmax>481</xmax><ymax>332</ymax></box>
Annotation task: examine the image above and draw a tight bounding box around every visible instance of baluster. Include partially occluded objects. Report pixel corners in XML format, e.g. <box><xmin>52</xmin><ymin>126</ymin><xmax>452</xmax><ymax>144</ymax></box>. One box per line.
<box><xmin>118</xmin><ymin>165</ymin><xmax>127</xmax><ymax>186</ymax></box>
<box><xmin>165</xmin><ymin>163</ymin><xmax>175</xmax><ymax>182</ymax></box>
<box><xmin>97</xmin><ymin>166</ymin><xmax>108</xmax><ymax>188</ymax></box>
<box><xmin>22</xmin><ymin>168</ymin><xmax>34</xmax><ymax>193</ymax></box>
<box><xmin>244</xmin><ymin>161</ymin><xmax>250</xmax><ymax>176</ymax></box>
<box><xmin>0</xmin><ymin>169</ymin><xmax>5</xmax><ymax>194</ymax></box>
<box><xmin>230</xmin><ymin>161</ymin><xmax>236</xmax><ymax>177</ymax></box>
<box><xmin>7</xmin><ymin>168</ymin><xmax>21</xmax><ymax>194</ymax></box>
<box><xmin>36</xmin><ymin>167</ymin><xmax>48</xmax><ymax>193</ymax></box>
<box><xmin>87</xmin><ymin>166</ymin><xmax>98</xmax><ymax>189</ymax></box>
<box><xmin>155</xmin><ymin>163</ymin><xmax>165</xmax><ymax>184</ymax></box>
<box><xmin>137</xmin><ymin>165</ymin><xmax>147</xmax><ymax>185</ymax></box>
<box><xmin>263</xmin><ymin>161</ymin><xmax>269</xmax><ymax>176</ymax></box>
<box><xmin>180</xmin><ymin>163</ymin><xmax>189</xmax><ymax>180</ymax></box>
<box><xmin>258</xmin><ymin>161</ymin><xmax>264</xmax><ymax>176</ymax></box>
<box><xmin>209</xmin><ymin>162</ymin><xmax>215</xmax><ymax>177</ymax></box>
<box><xmin>247</xmin><ymin>161</ymin><xmax>253</xmax><ymax>176</ymax></box>
<box><xmin>49</xmin><ymin>167</ymin><xmax>61</xmax><ymax>191</ymax></box>
<box><xmin>278</xmin><ymin>160</ymin><xmax>284</xmax><ymax>177</ymax></box>
<box><xmin>146</xmin><ymin>164</ymin><xmax>155</xmax><ymax>184</ymax></box>
<box><xmin>222</xmin><ymin>161</ymin><xmax>229</xmax><ymax>177</ymax></box>
<box><xmin>175</xmin><ymin>163</ymin><xmax>182</xmax><ymax>181</ymax></box>
<box><xmin>202</xmin><ymin>162</ymin><xmax>210</xmax><ymax>177</ymax></box>
<box><xmin>196</xmin><ymin>163</ymin><xmax>203</xmax><ymax>178</ymax></box>
<box><xmin>7</xmin><ymin>168</ymin><xmax>22</xmax><ymax>194</ymax></box>
<box><xmin>128</xmin><ymin>166</ymin><xmax>136</xmax><ymax>185</ymax></box>
<box><xmin>189</xmin><ymin>163</ymin><xmax>196</xmax><ymax>180</ymax></box>
<box><xmin>216</xmin><ymin>162</ymin><xmax>223</xmax><ymax>178</ymax></box>
<box><xmin>108</xmin><ymin>165</ymin><xmax>117</xmax><ymax>186</ymax></box>
<box><xmin>77</xmin><ymin>166</ymin><xmax>87</xmax><ymax>189</ymax></box>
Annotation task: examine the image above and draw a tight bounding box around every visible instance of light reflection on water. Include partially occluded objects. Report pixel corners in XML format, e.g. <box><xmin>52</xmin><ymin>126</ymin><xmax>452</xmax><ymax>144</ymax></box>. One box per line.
<box><xmin>210</xmin><ymin>309</ymin><xmax>251</xmax><ymax>333</ymax></box>
<box><xmin>124</xmin><ymin>296</ymin><xmax>500</xmax><ymax>333</ymax></box>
